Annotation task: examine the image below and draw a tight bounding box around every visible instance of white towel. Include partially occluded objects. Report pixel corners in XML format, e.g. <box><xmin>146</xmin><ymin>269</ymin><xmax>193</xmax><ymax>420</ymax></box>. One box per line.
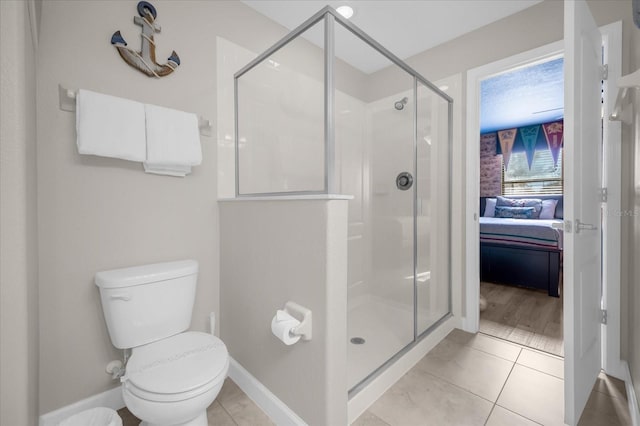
<box><xmin>143</xmin><ymin>163</ymin><xmax>192</xmax><ymax>177</ymax></box>
<box><xmin>76</xmin><ymin>89</ymin><xmax>146</xmax><ymax>162</ymax></box>
<box><xmin>143</xmin><ymin>104</ymin><xmax>202</xmax><ymax>177</ymax></box>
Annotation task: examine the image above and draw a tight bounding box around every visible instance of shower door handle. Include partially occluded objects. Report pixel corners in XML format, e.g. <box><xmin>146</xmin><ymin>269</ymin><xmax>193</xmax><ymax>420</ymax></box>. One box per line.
<box><xmin>396</xmin><ymin>172</ymin><xmax>413</xmax><ymax>191</ymax></box>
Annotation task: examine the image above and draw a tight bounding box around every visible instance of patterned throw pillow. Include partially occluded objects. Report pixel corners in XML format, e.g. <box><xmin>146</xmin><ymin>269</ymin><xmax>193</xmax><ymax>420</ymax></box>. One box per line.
<box><xmin>494</xmin><ymin>206</ymin><xmax>537</xmax><ymax>219</ymax></box>
<box><xmin>496</xmin><ymin>196</ymin><xmax>542</xmax><ymax>218</ymax></box>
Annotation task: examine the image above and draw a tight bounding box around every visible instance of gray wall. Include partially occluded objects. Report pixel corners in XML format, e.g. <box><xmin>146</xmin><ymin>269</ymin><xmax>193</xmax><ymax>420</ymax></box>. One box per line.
<box><xmin>0</xmin><ymin>1</ymin><xmax>40</xmax><ymax>425</ymax></box>
<box><xmin>220</xmin><ymin>199</ymin><xmax>348</xmax><ymax>425</ymax></box>
<box><xmin>33</xmin><ymin>0</ymin><xmax>378</xmax><ymax>416</ymax></box>
<box><xmin>34</xmin><ymin>0</ymin><xmax>311</xmax><ymax>414</ymax></box>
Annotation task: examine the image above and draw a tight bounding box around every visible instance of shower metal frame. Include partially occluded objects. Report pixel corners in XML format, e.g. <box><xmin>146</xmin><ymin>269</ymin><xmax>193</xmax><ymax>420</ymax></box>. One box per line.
<box><xmin>234</xmin><ymin>6</ymin><xmax>454</xmax><ymax>397</ymax></box>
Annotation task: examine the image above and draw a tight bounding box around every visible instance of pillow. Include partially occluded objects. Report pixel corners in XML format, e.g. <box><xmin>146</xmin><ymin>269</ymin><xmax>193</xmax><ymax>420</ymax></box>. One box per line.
<box><xmin>539</xmin><ymin>199</ymin><xmax>559</xmax><ymax>219</ymax></box>
<box><xmin>483</xmin><ymin>198</ymin><xmax>497</xmax><ymax>217</ymax></box>
<box><xmin>494</xmin><ymin>206</ymin><xmax>537</xmax><ymax>219</ymax></box>
<box><xmin>496</xmin><ymin>196</ymin><xmax>542</xmax><ymax>218</ymax></box>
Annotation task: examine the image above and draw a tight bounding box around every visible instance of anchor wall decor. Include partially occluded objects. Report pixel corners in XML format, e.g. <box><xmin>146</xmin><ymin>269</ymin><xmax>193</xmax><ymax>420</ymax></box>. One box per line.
<box><xmin>110</xmin><ymin>1</ymin><xmax>180</xmax><ymax>78</ymax></box>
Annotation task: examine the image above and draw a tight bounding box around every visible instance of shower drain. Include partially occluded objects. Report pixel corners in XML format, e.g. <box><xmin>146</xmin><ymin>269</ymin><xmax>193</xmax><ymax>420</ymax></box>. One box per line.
<box><xmin>350</xmin><ymin>337</ymin><xmax>366</xmax><ymax>345</ymax></box>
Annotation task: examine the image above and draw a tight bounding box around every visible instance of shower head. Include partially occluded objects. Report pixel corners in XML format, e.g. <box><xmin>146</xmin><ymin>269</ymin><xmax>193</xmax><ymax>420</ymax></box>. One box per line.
<box><xmin>394</xmin><ymin>97</ymin><xmax>408</xmax><ymax>110</ymax></box>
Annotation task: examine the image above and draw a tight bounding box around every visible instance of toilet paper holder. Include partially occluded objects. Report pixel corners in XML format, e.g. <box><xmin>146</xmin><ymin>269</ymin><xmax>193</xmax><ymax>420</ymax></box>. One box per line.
<box><xmin>283</xmin><ymin>301</ymin><xmax>312</xmax><ymax>341</ymax></box>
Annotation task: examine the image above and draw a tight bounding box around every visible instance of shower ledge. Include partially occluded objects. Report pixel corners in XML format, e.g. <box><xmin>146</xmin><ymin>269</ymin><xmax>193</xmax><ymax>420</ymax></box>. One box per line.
<box><xmin>218</xmin><ymin>194</ymin><xmax>354</xmax><ymax>202</ymax></box>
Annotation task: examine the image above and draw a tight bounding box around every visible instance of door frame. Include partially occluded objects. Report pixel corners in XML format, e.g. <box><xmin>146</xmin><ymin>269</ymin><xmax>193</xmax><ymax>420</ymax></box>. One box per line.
<box><xmin>463</xmin><ymin>39</ymin><xmax>564</xmax><ymax>332</ymax></box>
<box><xmin>599</xmin><ymin>21</ymin><xmax>624</xmax><ymax>379</ymax></box>
<box><xmin>463</xmin><ymin>23</ymin><xmax>622</xmax><ymax>377</ymax></box>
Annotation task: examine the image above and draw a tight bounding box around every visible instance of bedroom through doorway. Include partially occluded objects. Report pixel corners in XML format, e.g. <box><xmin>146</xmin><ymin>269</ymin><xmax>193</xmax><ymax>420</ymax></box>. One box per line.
<box><xmin>477</xmin><ymin>56</ymin><xmax>565</xmax><ymax>357</ymax></box>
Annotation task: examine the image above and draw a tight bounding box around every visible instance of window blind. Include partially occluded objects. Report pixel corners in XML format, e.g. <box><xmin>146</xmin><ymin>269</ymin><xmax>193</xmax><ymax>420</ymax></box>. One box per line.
<box><xmin>502</xmin><ymin>150</ymin><xmax>563</xmax><ymax>195</ymax></box>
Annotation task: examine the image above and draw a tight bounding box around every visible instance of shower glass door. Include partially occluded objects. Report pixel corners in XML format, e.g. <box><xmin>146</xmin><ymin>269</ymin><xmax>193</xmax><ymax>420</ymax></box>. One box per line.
<box><xmin>416</xmin><ymin>81</ymin><xmax>451</xmax><ymax>335</ymax></box>
<box><xmin>334</xmin><ymin>22</ymin><xmax>416</xmax><ymax>390</ymax></box>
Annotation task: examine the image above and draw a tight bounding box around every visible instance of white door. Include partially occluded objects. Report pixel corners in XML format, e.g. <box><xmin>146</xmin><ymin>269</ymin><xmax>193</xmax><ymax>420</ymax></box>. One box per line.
<box><xmin>563</xmin><ymin>0</ymin><xmax>603</xmax><ymax>424</ymax></box>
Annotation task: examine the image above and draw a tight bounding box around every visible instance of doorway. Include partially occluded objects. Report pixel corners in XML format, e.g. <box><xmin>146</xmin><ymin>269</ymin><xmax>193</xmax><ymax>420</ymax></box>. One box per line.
<box><xmin>476</xmin><ymin>56</ymin><xmax>565</xmax><ymax>357</ymax></box>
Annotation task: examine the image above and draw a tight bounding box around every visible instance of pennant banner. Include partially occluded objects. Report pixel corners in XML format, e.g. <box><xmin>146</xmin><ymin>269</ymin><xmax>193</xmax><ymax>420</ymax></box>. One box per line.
<box><xmin>498</xmin><ymin>129</ymin><xmax>517</xmax><ymax>171</ymax></box>
<box><xmin>542</xmin><ymin>121</ymin><xmax>564</xmax><ymax>167</ymax></box>
<box><xmin>519</xmin><ymin>125</ymin><xmax>540</xmax><ymax>170</ymax></box>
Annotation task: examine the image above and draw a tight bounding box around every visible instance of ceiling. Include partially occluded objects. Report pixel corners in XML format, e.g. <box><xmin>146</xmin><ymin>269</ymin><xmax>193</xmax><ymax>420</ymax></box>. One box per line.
<box><xmin>480</xmin><ymin>57</ymin><xmax>564</xmax><ymax>133</ymax></box>
<box><xmin>241</xmin><ymin>0</ymin><xmax>543</xmax><ymax>74</ymax></box>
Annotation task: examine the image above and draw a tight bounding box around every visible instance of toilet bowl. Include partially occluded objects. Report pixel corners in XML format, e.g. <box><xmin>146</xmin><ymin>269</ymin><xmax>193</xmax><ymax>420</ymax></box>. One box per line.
<box><xmin>95</xmin><ymin>260</ymin><xmax>229</xmax><ymax>426</ymax></box>
<box><xmin>123</xmin><ymin>332</ymin><xmax>228</xmax><ymax>426</ymax></box>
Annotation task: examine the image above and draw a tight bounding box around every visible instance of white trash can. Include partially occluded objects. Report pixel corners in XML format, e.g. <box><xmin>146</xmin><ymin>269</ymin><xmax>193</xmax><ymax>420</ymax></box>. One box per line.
<box><xmin>58</xmin><ymin>407</ymin><xmax>122</xmax><ymax>426</ymax></box>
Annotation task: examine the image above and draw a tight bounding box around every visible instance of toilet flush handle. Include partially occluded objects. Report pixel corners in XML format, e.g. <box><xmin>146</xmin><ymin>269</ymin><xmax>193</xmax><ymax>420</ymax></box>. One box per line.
<box><xmin>110</xmin><ymin>292</ymin><xmax>131</xmax><ymax>301</ymax></box>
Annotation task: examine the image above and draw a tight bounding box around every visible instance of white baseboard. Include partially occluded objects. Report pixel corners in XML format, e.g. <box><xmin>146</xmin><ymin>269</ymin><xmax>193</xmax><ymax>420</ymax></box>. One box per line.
<box><xmin>622</xmin><ymin>361</ymin><xmax>640</xmax><ymax>426</ymax></box>
<box><xmin>38</xmin><ymin>386</ymin><xmax>123</xmax><ymax>426</ymax></box>
<box><xmin>228</xmin><ymin>357</ymin><xmax>306</xmax><ymax>426</ymax></box>
<box><xmin>461</xmin><ymin>315</ymin><xmax>478</xmax><ymax>333</ymax></box>
<box><xmin>37</xmin><ymin>359</ymin><xmax>303</xmax><ymax>426</ymax></box>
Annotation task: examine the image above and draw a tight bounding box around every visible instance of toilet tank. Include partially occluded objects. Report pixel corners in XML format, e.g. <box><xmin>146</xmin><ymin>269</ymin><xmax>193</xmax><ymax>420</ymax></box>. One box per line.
<box><xmin>95</xmin><ymin>260</ymin><xmax>198</xmax><ymax>349</ymax></box>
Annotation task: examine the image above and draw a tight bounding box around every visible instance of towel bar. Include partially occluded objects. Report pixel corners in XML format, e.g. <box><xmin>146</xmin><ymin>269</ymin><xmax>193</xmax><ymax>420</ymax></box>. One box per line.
<box><xmin>58</xmin><ymin>84</ymin><xmax>213</xmax><ymax>136</ymax></box>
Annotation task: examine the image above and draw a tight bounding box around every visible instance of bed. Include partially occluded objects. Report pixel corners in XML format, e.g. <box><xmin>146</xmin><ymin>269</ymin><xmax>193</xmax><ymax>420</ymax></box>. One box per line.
<box><xmin>479</xmin><ymin>195</ymin><xmax>563</xmax><ymax>297</ymax></box>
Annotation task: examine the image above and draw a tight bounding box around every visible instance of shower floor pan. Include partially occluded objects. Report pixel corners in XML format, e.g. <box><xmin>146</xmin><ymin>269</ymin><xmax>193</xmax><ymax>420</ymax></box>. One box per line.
<box><xmin>347</xmin><ymin>295</ymin><xmax>442</xmax><ymax>389</ymax></box>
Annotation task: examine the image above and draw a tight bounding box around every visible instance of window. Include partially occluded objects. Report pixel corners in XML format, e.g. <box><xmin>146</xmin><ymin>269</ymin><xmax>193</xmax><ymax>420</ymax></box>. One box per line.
<box><xmin>502</xmin><ymin>149</ymin><xmax>563</xmax><ymax>195</ymax></box>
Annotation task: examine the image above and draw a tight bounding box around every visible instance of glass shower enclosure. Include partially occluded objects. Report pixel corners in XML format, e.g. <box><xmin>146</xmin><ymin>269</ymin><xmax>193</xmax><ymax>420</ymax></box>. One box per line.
<box><xmin>234</xmin><ymin>7</ymin><xmax>452</xmax><ymax>394</ymax></box>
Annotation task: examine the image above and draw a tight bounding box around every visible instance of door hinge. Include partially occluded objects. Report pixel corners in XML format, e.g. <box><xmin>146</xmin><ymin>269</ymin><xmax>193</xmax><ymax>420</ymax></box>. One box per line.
<box><xmin>601</xmin><ymin>64</ymin><xmax>609</xmax><ymax>80</ymax></box>
<box><xmin>600</xmin><ymin>309</ymin><xmax>608</xmax><ymax>325</ymax></box>
<box><xmin>600</xmin><ymin>187</ymin><xmax>608</xmax><ymax>202</ymax></box>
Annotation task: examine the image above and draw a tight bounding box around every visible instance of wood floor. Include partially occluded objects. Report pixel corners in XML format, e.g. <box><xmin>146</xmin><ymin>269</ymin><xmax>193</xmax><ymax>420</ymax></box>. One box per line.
<box><xmin>480</xmin><ymin>281</ymin><xmax>564</xmax><ymax>356</ymax></box>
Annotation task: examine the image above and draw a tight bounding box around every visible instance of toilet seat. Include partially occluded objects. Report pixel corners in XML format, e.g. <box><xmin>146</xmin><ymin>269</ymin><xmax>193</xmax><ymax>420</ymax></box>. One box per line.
<box><xmin>123</xmin><ymin>331</ymin><xmax>228</xmax><ymax>403</ymax></box>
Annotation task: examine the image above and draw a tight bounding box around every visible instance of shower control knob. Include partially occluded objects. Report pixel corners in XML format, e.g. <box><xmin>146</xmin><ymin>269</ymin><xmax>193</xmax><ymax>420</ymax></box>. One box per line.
<box><xmin>396</xmin><ymin>172</ymin><xmax>413</xmax><ymax>191</ymax></box>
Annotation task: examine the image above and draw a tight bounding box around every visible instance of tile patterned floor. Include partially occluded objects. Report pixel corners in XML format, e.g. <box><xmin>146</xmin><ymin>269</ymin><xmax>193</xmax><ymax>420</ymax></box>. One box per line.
<box><xmin>118</xmin><ymin>378</ymin><xmax>274</xmax><ymax>426</ymax></box>
<box><xmin>119</xmin><ymin>330</ymin><xmax>630</xmax><ymax>426</ymax></box>
<box><xmin>353</xmin><ymin>329</ymin><xmax>631</xmax><ymax>426</ymax></box>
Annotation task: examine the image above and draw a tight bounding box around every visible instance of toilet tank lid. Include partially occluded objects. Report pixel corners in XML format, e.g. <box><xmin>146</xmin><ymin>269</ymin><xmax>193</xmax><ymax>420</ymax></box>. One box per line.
<box><xmin>95</xmin><ymin>260</ymin><xmax>198</xmax><ymax>289</ymax></box>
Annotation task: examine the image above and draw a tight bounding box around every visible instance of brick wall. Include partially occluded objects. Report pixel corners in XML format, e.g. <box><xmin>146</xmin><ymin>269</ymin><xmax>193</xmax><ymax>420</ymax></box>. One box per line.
<box><xmin>480</xmin><ymin>133</ymin><xmax>502</xmax><ymax>196</ymax></box>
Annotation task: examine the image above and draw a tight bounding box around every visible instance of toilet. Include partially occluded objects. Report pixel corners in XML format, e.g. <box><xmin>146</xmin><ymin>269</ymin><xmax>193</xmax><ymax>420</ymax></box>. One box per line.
<box><xmin>95</xmin><ymin>260</ymin><xmax>228</xmax><ymax>426</ymax></box>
